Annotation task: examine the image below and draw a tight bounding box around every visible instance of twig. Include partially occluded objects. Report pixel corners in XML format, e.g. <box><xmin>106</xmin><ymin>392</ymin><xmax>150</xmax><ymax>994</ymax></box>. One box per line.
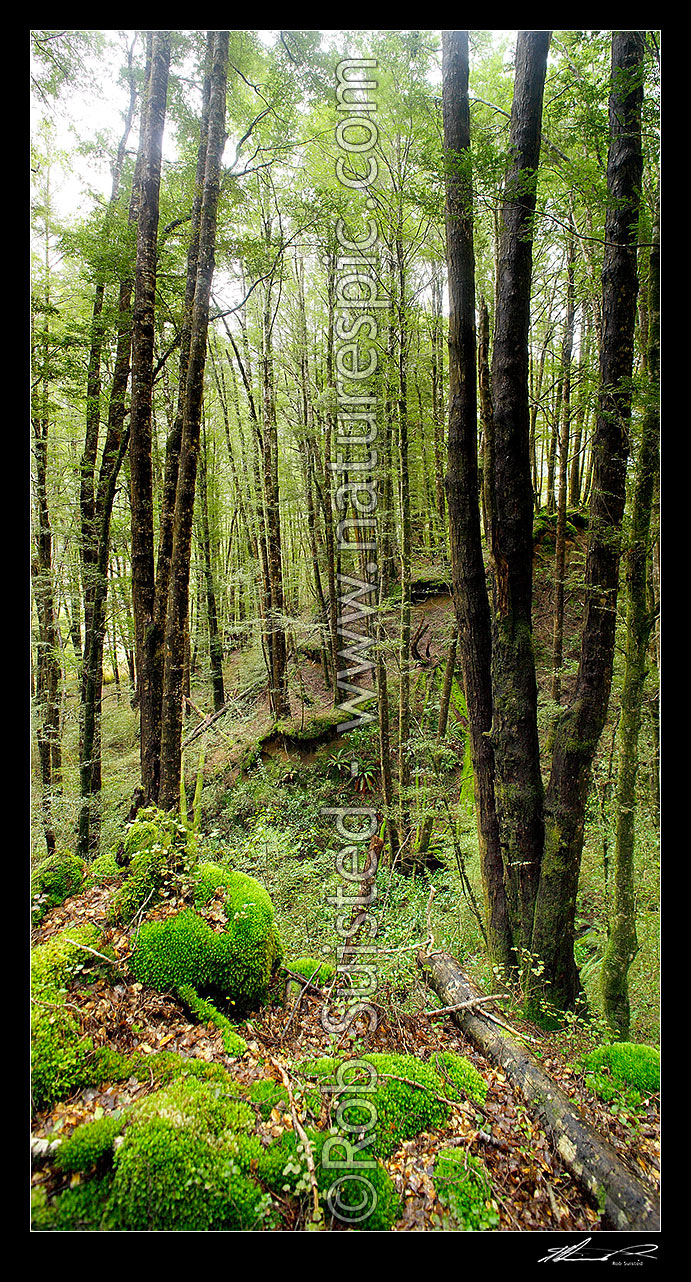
<box><xmin>62</xmin><ymin>938</ymin><xmax>123</xmax><ymax>972</ymax></box>
<box><xmin>424</xmin><ymin>993</ymin><xmax>511</xmax><ymax>1017</ymax></box>
<box><xmin>269</xmin><ymin>1056</ymin><xmax>321</xmax><ymax>1221</ymax></box>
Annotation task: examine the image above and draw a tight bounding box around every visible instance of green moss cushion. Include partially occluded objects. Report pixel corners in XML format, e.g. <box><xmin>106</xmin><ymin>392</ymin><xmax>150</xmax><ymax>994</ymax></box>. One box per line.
<box><xmin>31</xmin><ymin>852</ymin><xmax>85</xmax><ymax>922</ymax></box>
<box><xmin>581</xmin><ymin>1041</ymin><xmax>660</xmax><ymax>1108</ymax></box>
<box><xmin>129</xmin><ymin>863</ymin><xmax>283</xmax><ymax>1015</ymax></box>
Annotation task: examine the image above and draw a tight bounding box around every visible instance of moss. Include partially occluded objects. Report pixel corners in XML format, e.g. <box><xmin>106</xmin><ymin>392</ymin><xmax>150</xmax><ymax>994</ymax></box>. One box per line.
<box><xmin>31</xmin><ymin>924</ymin><xmax>102</xmax><ymax>1112</ymax></box>
<box><xmin>32</xmin><ymin>1176</ymin><xmax>115</xmax><ymax>1232</ymax></box>
<box><xmin>176</xmin><ymin>982</ymin><xmax>247</xmax><ymax>1056</ymax></box>
<box><xmin>84</xmin><ymin>850</ymin><xmax>122</xmax><ymax>886</ymax></box>
<box><xmin>431</xmin><ymin>1051</ymin><xmax>488</xmax><ymax>1107</ymax></box>
<box><xmin>581</xmin><ymin>1041</ymin><xmax>660</xmax><ymax>1109</ymax></box>
<box><xmin>302</xmin><ymin>1052</ymin><xmax>452</xmax><ymax>1159</ymax></box>
<box><xmin>273</xmin><ymin>707</ymin><xmax>345</xmax><ymax>745</ymax></box>
<box><xmin>247</xmin><ymin>1078</ymin><xmax>290</xmax><ymax>1120</ymax></box>
<box><xmin>256</xmin><ymin>1127</ymin><xmax>401</xmax><ymax>1231</ymax></box>
<box><xmin>55</xmin><ymin>1116</ymin><xmax>123</xmax><ymax>1174</ymax></box>
<box><xmin>130</xmin><ymin>864</ymin><xmax>282</xmax><ymax>1017</ymax></box>
<box><xmin>106</xmin><ymin>1077</ymin><xmax>271</xmax><ymax>1231</ymax></box>
<box><xmin>110</xmin><ymin>806</ymin><xmax>187</xmax><ymax>924</ymax></box>
<box><xmin>286</xmin><ymin>956</ymin><xmax>335</xmax><ymax>986</ymax></box>
<box><xmin>433</xmin><ymin>1149</ymin><xmax>499</xmax><ymax>1230</ymax></box>
<box><xmin>31</xmin><ymin>851</ymin><xmax>85</xmax><ymax>922</ymax></box>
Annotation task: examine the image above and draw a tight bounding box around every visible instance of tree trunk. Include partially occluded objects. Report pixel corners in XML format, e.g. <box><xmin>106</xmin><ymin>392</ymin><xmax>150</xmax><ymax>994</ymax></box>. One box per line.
<box><xmin>419</xmin><ymin>947</ymin><xmax>659</xmax><ymax>1231</ymax></box>
<box><xmin>600</xmin><ymin>207</ymin><xmax>659</xmax><ymax>1038</ymax></box>
<box><xmin>129</xmin><ymin>30</ymin><xmax>171</xmax><ymax>803</ymax></box>
<box><xmin>532</xmin><ymin>32</ymin><xmax>645</xmax><ymax>1013</ymax></box>
<box><xmin>488</xmin><ymin>30</ymin><xmax>550</xmax><ymax>963</ymax></box>
<box><xmin>158</xmin><ymin>30</ymin><xmax>229</xmax><ymax>809</ymax></box>
<box><xmin>442</xmin><ymin>30</ymin><xmax>512</xmax><ymax>967</ymax></box>
<box><xmin>550</xmin><ymin>236</ymin><xmax>576</xmax><ymax>707</ymax></box>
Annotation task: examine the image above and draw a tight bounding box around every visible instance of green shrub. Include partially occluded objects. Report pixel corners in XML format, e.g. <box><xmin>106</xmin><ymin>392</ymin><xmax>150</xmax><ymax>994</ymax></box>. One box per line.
<box><xmin>581</xmin><ymin>1041</ymin><xmax>660</xmax><ymax>1109</ymax></box>
<box><xmin>31</xmin><ymin>924</ymin><xmax>102</xmax><ymax>1111</ymax></box>
<box><xmin>31</xmin><ymin>852</ymin><xmax>85</xmax><ymax>922</ymax></box>
<box><xmin>433</xmin><ymin>1148</ymin><xmax>499</xmax><ymax>1230</ymax></box>
<box><xmin>130</xmin><ymin>864</ymin><xmax>283</xmax><ymax>1015</ymax></box>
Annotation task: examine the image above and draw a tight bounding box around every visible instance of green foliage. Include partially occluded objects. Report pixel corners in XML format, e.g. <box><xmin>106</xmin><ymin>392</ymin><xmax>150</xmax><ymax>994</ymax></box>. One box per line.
<box><xmin>31</xmin><ymin>924</ymin><xmax>102</xmax><ymax>1111</ymax></box>
<box><xmin>256</xmin><ymin>1127</ymin><xmax>401</xmax><ymax>1231</ymax></box>
<box><xmin>431</xmin><ymin>1050</ymin><xmax>488</xmax><ymax>1107</ymax></box>
<box><xmin>32</xmin><ymin>1175</ymin><xmax>115</xmax><ymax>1232</ymax></box>
<box><xmin>84</xmin><ymin>850</ymin><xmax>122</xmax><ymax>886</ymax></box>
<box><xmin>581</xmin><ymin>1041</ymin><xmax>660</xmax><ymax>1110</ymax></box>
<box><xmin>433</xmin><ymin>1148</ymin><xmax>499</xmax><ymax>1230</ymax></box>
<box><xmin>31</xmin><ymin>851</ymin><xmax>85</xmax><ymax>922</ymax></box>
<box><xmin>106</xmin><ymin>1077</ymin><xmax>272</xmax><ymax>1231</ymax></box>
<box><xmin>129</xmin><ymin>862</ymin><xmax>282</xmax><ymax>1015</ymax></box>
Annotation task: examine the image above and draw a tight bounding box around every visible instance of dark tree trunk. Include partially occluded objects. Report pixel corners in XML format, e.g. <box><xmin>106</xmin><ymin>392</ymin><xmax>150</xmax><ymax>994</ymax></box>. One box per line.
<box><xmin>158</xmin><ymin>30</ymin><xmax>229</xmax><ymax>809</ymax></box>
<box><xmin>531</xmin><ymin>32</ymin><xmax>645</xmax><ymax>1013</ymax></box>
<box><xmin>442</xmin><ymin>30</ymin><xmax>512</xmax><ymax>967</ymax></box>
<box><xmin>129</xmin><ymin>30</ymin><xmax>171</xmax><ymax>803</ymax></box>
<box><xmin>488</xmin><ymin>30</ymin><xmax>550</xmax><ymax>962</ymax></box>
<box><xmin>550</xmin><ymin>237</ymin><xmax>576</xmax><ymax>707</ymax></box>
<box><xmin>198</xmin><ymin>429</ymin><xmax>226</xmax><ymax>712</ymax></box>
<box><xmin>600</xmin><ymin>207</ymin><xmax>659</xmax><ymax>1038</ymax></box>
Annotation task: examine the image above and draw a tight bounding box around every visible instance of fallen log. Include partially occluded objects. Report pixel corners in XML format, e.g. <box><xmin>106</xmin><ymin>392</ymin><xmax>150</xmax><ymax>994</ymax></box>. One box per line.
<box><xmin>418</xmin><ymin>947</ymin><xmax>660</xmax><ymax>1232</ymax></box>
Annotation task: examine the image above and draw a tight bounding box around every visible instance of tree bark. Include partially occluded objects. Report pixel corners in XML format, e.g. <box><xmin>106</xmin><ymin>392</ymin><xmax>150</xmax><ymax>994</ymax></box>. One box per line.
<box><xmin>600</xmin><ymin>206</ymin><xmax>659</xmax><ymax>1038</ymax></box>
<box><xmin>129</xmin><ymin>30</ymin><xmax>171</xmax><ymax>803</ymax></box>
<box><xmin>532</xmin><ymin>32</ymin><xmax>645</xmax><ymax>1012</ymax></box>
<box><xmin>442</xmin><ymin>30</ymin><xmax>511</xmax><ymax>966</ymax></box>
<box><xmin>158</xmin><ymin>30</ymin><xmax>229</xmax><ymax>809</ymax></box>
<box><xmin>488</xmin><ymin>30</ymin><xmax>551</xmax><ymax>962</ymax></box>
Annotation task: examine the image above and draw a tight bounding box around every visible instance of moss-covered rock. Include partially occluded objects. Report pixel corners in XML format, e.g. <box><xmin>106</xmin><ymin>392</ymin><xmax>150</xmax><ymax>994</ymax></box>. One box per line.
<box><xmin>581</xmin><ymin>1041</ymin><xmax>660</xmax><ymax>1109</ymax></box>
<box><xmin>31</xmin><ymin>851</ymin><xmax>85</xmax><ymax>923</ymax></box>
<box><xmin>433</xmin><ymin>1148</ymin><xmax>499</xmax><ymax>1230</ymax></box>
<box><xmin>31</xmin><ymin>924</ymin><xmax>102</xmax><ymax>1111</ymax></box>
<box><xmin>110</xmin><ymin>806</ymin><xmax>187</xmax><ymax>924</ymax></box>
<box><xmin>55</xmin><ymin>1116</ymin><xmax>122</xmax><ymax>1174</ymax></box>
<box><xmin>129</xmin><ymin>863</ymin><xmax>282</xmax><ymax>1017</ymax></box>
<box><xmin>256</xmin><ymin>1127</ymin><xmax>401</xmax><ymax>1231</ymax></box>
<box><xmin>84</xmin><ymin>850</ymin><xmax>122</xmax><ymax>886</ymax></box>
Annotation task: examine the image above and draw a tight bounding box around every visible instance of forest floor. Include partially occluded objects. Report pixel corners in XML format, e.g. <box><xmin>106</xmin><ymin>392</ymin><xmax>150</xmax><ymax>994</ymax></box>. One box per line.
<box><xmin>31</xmin><ymin>533</ymin><xmax>660</xmax><ymax>1232</ymax></box>
<box><xmin>30</xmin><ymin>872</ymin><xmax>660</xmax><ymax>1232</ymax></box>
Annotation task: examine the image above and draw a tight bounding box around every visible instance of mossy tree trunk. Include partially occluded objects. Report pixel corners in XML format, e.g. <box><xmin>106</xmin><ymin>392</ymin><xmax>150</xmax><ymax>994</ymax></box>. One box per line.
<box><xmin>600</xmin><ymin>207</ymin><xmax>659</xmax><ymax>1039</ymax></box>
<box><xmin>158</xmin><ymin>30</ymin><xmax>229</xmax><ymax>809</ymax></box>
<box><xmin>531</xmin><ymin>32</ymin><xmax>645</xmax><ymax>1013</ymax></box>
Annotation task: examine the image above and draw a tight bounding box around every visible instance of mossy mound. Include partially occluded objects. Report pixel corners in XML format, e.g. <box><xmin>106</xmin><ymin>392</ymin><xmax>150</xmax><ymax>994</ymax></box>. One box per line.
<box><xmin>31</xmin><ymin>924</ymin><xmax>103</xmax><ymax>1112</ymax></box>
<box><xmin>256</xmin><ymin>1127</ymin><xmax>401</xmax><ymax>1231</ymax></box>
<box><xmin>31</xmin><ymin>851</ymin><xmax>85</xmax><ymax>923</ymax></box>
<box><xmin>433</xmin><ymin>1148</ymin><xmax>499</xmax><ymax>1230</ymax></box>
<box><xmin>36</xmin><ymin>1077</ymin><xmax>274</xmax><ymax>1232</ymax></box>
<box><xmin>129</xmin><ymin>863</ymin><xmax>282</xmax><ymax>1017</ymax></box>
<box><xmin>110</xmin><ymin>806</ymin><xmax>188</xmax><ymax>924</ymax></box>
<box><xmin>301</xmin><ymin>1050</ymin><xmax>486</xmax><ymax>1159</ymax></box>
<box><xmin>581</xmin><ymin>1041</ymin><xmax>660</xmax><ymax>1109</ymax></box>
<box><xmin>84</xmin><ymin>850</ymin><xmax>122</xmax><ymax>886</ymax></box>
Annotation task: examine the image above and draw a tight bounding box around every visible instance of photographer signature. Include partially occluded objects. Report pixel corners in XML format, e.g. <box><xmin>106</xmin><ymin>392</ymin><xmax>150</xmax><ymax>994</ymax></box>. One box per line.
<box><xmin>538</xmin><ymin>1239</ymin><xmax>658</xmax><ymax>1263</ymax></box>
